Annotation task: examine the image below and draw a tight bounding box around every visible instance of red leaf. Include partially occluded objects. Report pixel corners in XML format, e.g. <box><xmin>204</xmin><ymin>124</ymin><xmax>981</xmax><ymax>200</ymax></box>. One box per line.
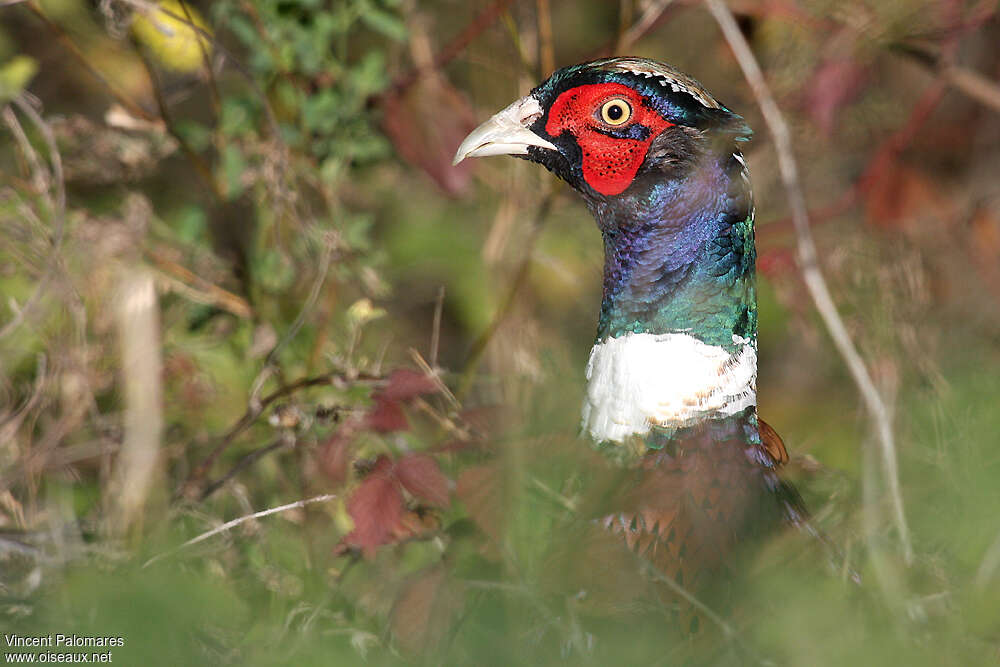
<box><xmin>380</xmin><ymin>74</ymin><xmax>478</xmax><ymax>197</ymax></box>
<box><xmin>396</xmin><ymin>454</ymin><xmax>450</xmax><ymax>507</ymax></box>
<box><xmin>805</xmin><ymin>58</ymin><xmax>868</xmax><ymax>135</ymax></box>
<box><xmin>342</xmin><ymin>457</ymin><xmax>405</xmax><ymax>558</ymax></box>
<box><xmin>757</xmin><ymin>247</ymin><xmax>796</xmax><ymax>277</ymax></box>
<box><xmin>379</xmin><ymin>369</ymin><xmax>439</xmax><ymax>402</ymax></box>
<box><xmin>367</xmin><ymin>397</ymin><xmax>409</xmax><ymax>433</ymax></box>
<box><xmin>362</xmin><ymin>369</ymin><xmax>440</xmax><ymax>434</ymax></box>
<box><xmin>317</xmin><ymin>430</ymin><xmax>353</xmax><ymax>486</ymax></box>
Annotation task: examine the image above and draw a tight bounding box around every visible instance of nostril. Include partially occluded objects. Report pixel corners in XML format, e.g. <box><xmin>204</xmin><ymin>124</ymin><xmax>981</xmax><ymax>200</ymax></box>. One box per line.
<box><xmin>519</xmin><ymin>111</ymin><xmax>542</xmax><ymax>126</ymax></box>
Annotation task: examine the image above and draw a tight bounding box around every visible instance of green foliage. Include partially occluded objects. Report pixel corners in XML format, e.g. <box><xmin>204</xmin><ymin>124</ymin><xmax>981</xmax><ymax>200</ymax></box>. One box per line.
<box><xmin>2</xmin><ymin>0</ymin><xmax>1000</xmax><ymax>665</ymax></box>
<box><xmin>0</xmin><ymin>55</ymin><xmax>37</xmax><ymax>103</ymax></box>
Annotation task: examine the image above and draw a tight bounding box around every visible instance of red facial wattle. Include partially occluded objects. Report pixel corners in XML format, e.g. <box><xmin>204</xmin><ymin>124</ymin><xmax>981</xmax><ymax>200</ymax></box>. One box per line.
<box><xmin>544</xmin><ymin>82</ymin><xmax>674</xmax><ymax>196</ymax></box>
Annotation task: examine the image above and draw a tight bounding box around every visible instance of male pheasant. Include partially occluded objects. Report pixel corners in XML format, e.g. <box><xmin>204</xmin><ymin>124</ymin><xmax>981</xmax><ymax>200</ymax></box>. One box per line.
<box><xmin>453</xmin><ymin>58</ymin><xmax>804</xmax><ymax>625</ymax></box>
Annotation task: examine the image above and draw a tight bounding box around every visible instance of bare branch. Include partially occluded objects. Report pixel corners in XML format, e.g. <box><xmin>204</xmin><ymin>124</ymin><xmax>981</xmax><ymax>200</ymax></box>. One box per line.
<box><xmin>942</xmin><ymin>63</ymin><xmax>1000</xmax><ymax>113</ymax></box>
<box><xmin>617</xmin><ymin>0</ymin><xmax>677</xmax><ymax>53</ymax></box>
<box><xmin>180</xmin><ymin>369</ymin><xmax>381</xmax><ymax>499</ymax></box>
<box><xmin>703</xmin><ymin>0</ymin><xmax>913</xmax><ymax>563</ymax></box>
<box><xmin>390</xmin><ymin>0</ymin><xmax>515</xmax><ymax>94</ymax></box>
<box><xmin>200</xmin><ymin>438</ymin><xmax>289</xmax><ymax>501</ymax></box>
<box><xmin>142</xmin><ymin>494</ymin><xmax>338</xmax><ymax>568</ymax></box>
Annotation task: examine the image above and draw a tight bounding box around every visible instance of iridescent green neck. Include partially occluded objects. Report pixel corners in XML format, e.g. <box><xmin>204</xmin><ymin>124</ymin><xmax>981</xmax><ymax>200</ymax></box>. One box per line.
<box><xmin>589</xmin><ymin>152</ymin><xmax>756</xmax><ymax>351</ymax></box>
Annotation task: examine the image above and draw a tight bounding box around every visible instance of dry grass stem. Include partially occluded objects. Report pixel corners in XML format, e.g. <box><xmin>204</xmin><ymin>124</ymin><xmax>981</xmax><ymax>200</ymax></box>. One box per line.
<box><xmin>0</xmin><ymin>96</ymin><xmax>66</xmax><ymax>341</ymax></box>
<box><xmin>430</xmin><ymin>285</ymin><xmax>445</xmax><ymax>370</ymax></box>
<box><xmin>942</xmin><ymin>63</ymin><xmax>1000</xmax><ymax>113</ymax></box>
<box><xmin>142</xmin><ymin>494</ymin><xmax>338</xmax><ymax>568</ymax></box>
<box><xmin>409</xmin><ymin>348</ymin><xmax>460</xmax><ymax>410</ymax></box>
<box><xmin>703</xmin><ymin>0</ymin><xmax>913</xmax><ymax>563</ymax></box>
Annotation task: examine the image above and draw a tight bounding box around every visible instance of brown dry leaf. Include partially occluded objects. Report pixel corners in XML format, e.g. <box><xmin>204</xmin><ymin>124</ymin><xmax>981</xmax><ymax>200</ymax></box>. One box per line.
<box><xmin>455</xmin><ymin>464</ymin><xmax>504</xmax><ymax>544</ymax></box>
<box><xmin>968</xmin><ymin>205</ymin><xmax>1000</xmax><ymax>301</ymax></box>
<box><xmin>864</xmin><ymin>158</ymin><xmax>956</xmax><ymax>229</ymax></box>
<box><xmin>543</xmin><ymin>522</ymin><xmax>647</xmax><ymax>613</ymax></box>
<box><xmin>389</xmin><ymin>564</ymin><xmax>462</xmax><ymax>655</ymax></box>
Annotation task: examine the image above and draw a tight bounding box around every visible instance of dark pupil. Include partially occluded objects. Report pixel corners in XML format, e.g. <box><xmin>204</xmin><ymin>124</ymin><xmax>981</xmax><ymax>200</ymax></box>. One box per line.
<box><xmin>607</xmin><ymin>104</ymin><xmax>623</xmax><ymax>120</ymax></box>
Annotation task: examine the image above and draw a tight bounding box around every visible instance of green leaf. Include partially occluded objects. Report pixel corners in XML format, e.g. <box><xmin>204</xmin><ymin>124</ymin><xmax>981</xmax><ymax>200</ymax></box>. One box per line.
<box><xmin>171</xmin><ymin>205</ymin><xmax>207</xmax><ymax>243</ymax></box>
<box><xmin>219</xmin><ymin>144</ymin><xmax>246</xmax><ymax>199</ymax></box>
<box><xmin>359</xmin><ymin>6</ymin><xmax>406</xmax><ymax>42</ymax></box>
<box><xmin>0</xmin><ymin>56</ymin><xmax>38</xmax><ymax>103</ymax></box>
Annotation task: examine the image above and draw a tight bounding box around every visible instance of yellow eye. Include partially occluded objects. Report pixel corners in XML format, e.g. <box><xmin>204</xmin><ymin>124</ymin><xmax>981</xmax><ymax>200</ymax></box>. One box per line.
<box><xmin>600</xmin><ymin>99</ymin><xmax>632</xmax><ymax>125</ymax></box>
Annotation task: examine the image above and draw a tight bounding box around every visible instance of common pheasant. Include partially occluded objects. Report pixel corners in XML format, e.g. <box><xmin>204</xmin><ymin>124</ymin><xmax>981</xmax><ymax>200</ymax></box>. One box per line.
<box><xmin>453</xmin><ymin>58</ymin><xmax>804</xmax><ymax>629</ymax></box>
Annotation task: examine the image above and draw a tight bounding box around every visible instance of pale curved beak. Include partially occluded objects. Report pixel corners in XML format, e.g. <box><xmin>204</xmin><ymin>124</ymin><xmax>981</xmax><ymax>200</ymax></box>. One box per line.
<box><xmin>453</xmin><ymin>95</ymin><xmax>558</xmax><ymax>165</ymax></box>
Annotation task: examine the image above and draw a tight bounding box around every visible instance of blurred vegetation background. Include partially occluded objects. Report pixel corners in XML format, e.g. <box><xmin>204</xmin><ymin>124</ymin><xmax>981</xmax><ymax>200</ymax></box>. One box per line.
<box><xmin>2</xmin><ymin>0</ymin><xmax>1000</xmax><ymax>664</ymax></box>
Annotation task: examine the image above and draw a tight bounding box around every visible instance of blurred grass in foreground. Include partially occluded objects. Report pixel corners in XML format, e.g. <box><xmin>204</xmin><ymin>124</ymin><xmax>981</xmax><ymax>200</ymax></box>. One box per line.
<box><xmin>3</xmin><ymin>0</ymin><xmax>1000</xmax><ymax>664</ymax></box>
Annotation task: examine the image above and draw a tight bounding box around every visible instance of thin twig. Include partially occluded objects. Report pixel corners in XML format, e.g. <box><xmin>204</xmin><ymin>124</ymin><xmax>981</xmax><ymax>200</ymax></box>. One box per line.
<box><xmin>142</xmin><ymin>494</ymin><xmax>337</xmax><ymax>567</ymax></box>
<box><xmin>177</xmin><ymin>0</ymin><xmax>220</xmax><ymax>111</ymax></box>
<box><xmin>593</xmin><ymin>0</ymin><xmax>681</xmax><ymax>58</ymax></box>
<box><xmin>146</xmin><ymin>247</ymin><xmax>252</xmax><ymax>318</ymax></box>
<box><xmin>409</xmin><ymin>348</ymin><xmax>460</xmax><ymax>410</ymax></box>
<box><xmin>430</xmin><ymin>285</ymin><xmax>445</xmax><ymax>370</ymax></box>
<box><xmin>637</xmin><ymin>556</ymin><xmax>736</xmax><ymax>640</ymax></box>
<box><xmin>389</xmin><ymin>0</ymin><xmax>515</xmax><ymax>94</ymax></box>
<box><xmin>114</xmin><ymin>0</ymin><xmax>282</xmax><ymax>140</ymax></box>
<box><xmin>180</xmin><ymin>370</ymin><xmax>381</xmax><ymax>498</ymax></box>
<box><xmin>13</xmin><ymin>97</ymin><xmax>64</xmax><ymax>220</ymax></box>
<box><xmin>199</xmin><ymin>438</ymin><xmax>289</xmax><ymax>501</ymax></box>
<box><xmin>941</xmin><ymin>63</ymin><xmax>1000</xmax><ymax>113</ymax></box>
<box><xmin>617</xmin><ymin>0</ymin><xmax>677</xmax><ymax>53</ymax></box>
<box><xmin>264</xmin><ymin>234</ymin><xmax>335</xmax><ymax>368</ymax></box>
<box><xmin>894</xmin><ymin>44</ymin><xmax>1000</xmax><ymax>113</ymax></box>
<box><xmin>25</xmin><ymin>3</ymin><xmax>154</xmax><ymax>121</ymax></box>
<box><xmin>0</xmin><ymin>95</ymin><xmax>67</xmax><ymax>341</ymax></box>
<box><xmin>134</xmin><ymin>42</ymin><xmax>222</xmax><ymax>201</ymax></box>
<box><xmin>704</xmin><ymin>0</ymin><xmax>913</xmax><ymax>563</ymax></box>
<box><xmin>638</xmin><ymin>554</ymin><xmax>774</xmax><ymax>665</ymax></box>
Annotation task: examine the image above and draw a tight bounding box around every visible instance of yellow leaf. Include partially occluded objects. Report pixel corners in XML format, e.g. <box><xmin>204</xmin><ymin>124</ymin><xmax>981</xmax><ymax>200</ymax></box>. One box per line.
<box><xmin>131</xmin><ymin>1</ymin><xmax>212</xmax><ymax>74</ymax></box>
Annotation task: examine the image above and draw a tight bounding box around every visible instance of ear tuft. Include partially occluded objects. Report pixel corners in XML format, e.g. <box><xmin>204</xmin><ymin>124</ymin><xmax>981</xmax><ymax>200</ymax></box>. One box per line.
<box><xmin>710</xmin><ymin>109</ymin><xmax>753</xmax><ymax>141</ymax></box>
